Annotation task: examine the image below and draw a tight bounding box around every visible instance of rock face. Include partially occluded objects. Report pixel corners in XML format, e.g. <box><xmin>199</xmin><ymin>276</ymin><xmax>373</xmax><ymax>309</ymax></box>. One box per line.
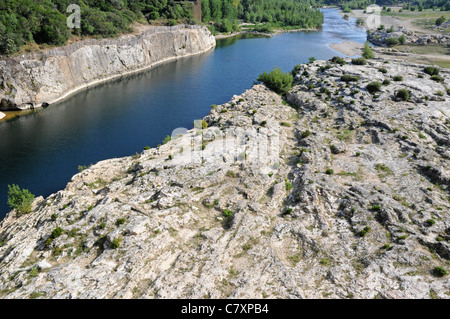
<box><xmin>0</xmin><ymin>24</ymin><xmax>215</xmax><ymax>110</ymax></box>
<box><xmin>0</xmin><ymin>57</ymin><xmax>449</xmax><ymax>299</ymax></box>
<box><xmin>367</xmin><ymin>27</ymin><xmax>450</xmax><ymax>46</ymax></box>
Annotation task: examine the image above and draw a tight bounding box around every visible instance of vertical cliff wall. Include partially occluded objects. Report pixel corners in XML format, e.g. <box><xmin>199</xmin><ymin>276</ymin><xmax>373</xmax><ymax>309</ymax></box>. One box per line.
<box><xmin>0</xmin><ymin>25</ymin><xmax>216</xmax><ymax>110</ymax></box>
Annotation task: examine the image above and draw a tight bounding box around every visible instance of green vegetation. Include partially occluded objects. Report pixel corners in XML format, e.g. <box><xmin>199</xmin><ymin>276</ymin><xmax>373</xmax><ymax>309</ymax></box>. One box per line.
<box><xmin>233</xmin><ymin>0</ymin><xmax>324</xmax><ymax>29</ymax></box>
<box><xmin>362</xmin><ymin>41</ymin><xmax>374</xmax><ymax>59</ymax></box>
<box><xmin>351</xmin><ymin>57</ymin><xmax>366</xmax><ymax>65</ymax></box>
<box><xmin>432</xmin><ymin>266</ymin><xmax>447</xmax><ymax>277</ymax></box>
<box><xmin>366</xmin><ymin>81</ymin><xmax>382</xmax><ymax>93</ymax></box>
<box><xmin>257</xmin><ymin>67</ymin><xmax>293</xmax><ymax>94</ymax></box>
<box><xmin>340</xmin><ymin>74</ymin><xmax>360</xmax><ymax>82</ymax></box>
<box><xmin>393</xmin><ymin>75</ymin><xmax>403</xmax><ymax>81</ymax></box>
<box><xmin>330</xmin><ymin>56</ymin><xmax>347</xmax><ymax>65</ymax></box>
<box><xmin>386</xmin><ymin>37</ymin><xmax>399</xmax><ymax>46</ymax></box>
<box><xmin>435</xmin><ymin>15</ymin><xmax>446</xmax><ymax>25</ymax></box>
<box><xmin>395</xmin><ymin>89</ymin><xmax>410</xmax><ymax>101</ymax></box>
<box><xmin>424</xmin><ymin>66</ymin><xmax>440</xmax><ymax>75</ymax></box>
<box><xmin>0</xmin><ymin>0</ymin><xmax>196</xmax><ymax>55</ymax></box>
<box><xmin>398</xmin><ymin>34</ymin><xmax>406</xmax><ymax>44</ymax></box>
<box><xmin>7</xmin><ymin>184</ymin><xmax>35</xmax><ymax>216</ymax></box>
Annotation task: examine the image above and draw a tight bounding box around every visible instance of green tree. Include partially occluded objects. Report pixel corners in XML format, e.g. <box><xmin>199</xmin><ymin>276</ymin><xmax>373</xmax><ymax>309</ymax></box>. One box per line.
<box><xmin>362</xmin><ymin>41</ymin><xmax>374</xmax><ymax>59</ymax></box>
<box><xmin>7</xmin><ymin>184</ymin><xmax>35</xmax><ymax>216</ymax></box>
<box><xmin>436</xmin><ymin>16</ymin><xmax>446</xmax><ymax>26</ymax></box>
<box><xmin>257</xmin><ymin>67</ymin><xmax>293</xmax><ymax>94</ymax></box>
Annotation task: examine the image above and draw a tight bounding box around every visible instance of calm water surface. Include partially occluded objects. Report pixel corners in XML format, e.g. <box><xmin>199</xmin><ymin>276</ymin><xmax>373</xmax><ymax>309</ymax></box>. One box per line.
<box><xmin>0</xmin><ymin>8</ymin><xmax>366</xmax><ymax>218</ymax></box>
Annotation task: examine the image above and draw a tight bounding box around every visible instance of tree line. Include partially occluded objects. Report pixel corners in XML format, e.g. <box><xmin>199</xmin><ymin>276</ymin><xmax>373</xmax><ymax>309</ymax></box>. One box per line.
<box><xmin>0</xmin><ymin>0</ymin><xmax>195</xmax><ymax>55</ymax></box>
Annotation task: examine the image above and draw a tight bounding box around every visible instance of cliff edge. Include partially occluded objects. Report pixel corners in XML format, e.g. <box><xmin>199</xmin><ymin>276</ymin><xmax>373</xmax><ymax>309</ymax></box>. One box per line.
<box><xmin>0</xmin><ymin>24</ymin><xmax>216</xmax><ymax>110</ymax></box>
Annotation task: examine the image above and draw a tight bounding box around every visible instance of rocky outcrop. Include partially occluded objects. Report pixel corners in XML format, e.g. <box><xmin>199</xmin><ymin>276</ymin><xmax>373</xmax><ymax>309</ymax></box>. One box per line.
<box><xmin>368</xmin><ymin>26</ymin><xmax>450</xmax><ymax>46</ymax></box>
<box><xmin>0</xmin><ymin>24</ymin><xmax>215</xmax><ymax>110</ymax></box>
<box><xmin>0</xmin><ymin>57</ymin><xmax>449</xmax><ymax>299</ymax></box>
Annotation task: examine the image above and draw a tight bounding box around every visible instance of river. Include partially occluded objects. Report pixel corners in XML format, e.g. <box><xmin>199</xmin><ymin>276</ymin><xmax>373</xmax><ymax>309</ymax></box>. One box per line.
<box><xmin>0</xmin><ymin>8</ymin><xmax>367</xmax><ymax>218</ymax></box>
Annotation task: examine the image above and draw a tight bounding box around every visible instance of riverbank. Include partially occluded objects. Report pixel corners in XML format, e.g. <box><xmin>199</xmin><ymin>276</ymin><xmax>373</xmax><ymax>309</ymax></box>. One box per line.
<box><xmin>214</xmin><ymin>26</ymin><xmax>320</xmax><ymax>40</ymax></box>
<box><xmin>336</xmin><ymin>7</ymin><xmax>450</xmax><ymax>68</ymax></box>
<box><xmin>0</xmin><ymin>24</ymin><xmax>216</xmax><ymax>111</ymax></box>
<box><xmin>329</xmin><ymin>40</ymin><xmax>364</xmax><ymax>56</ymax></box>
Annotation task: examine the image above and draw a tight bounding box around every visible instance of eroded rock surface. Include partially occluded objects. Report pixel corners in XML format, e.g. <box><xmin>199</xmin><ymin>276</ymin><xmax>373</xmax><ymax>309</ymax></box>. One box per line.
<box><xmin>0</xmin><ymin>25</ymin><xmax>215</xmax><ymax>110</ymax></box>
<box><xmin>0</xmin><ymin>57</ymin><xmax>449</xmax><ymax>299</ymax></box>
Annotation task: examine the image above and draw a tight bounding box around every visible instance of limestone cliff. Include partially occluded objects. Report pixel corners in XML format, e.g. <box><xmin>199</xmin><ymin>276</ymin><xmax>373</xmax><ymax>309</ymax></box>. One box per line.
<box><xmin>0</xmin><ymin>57</ymin><xmax>449</xmax><ymax>299</ymax></box>
<box><xmin>0</xmin><ymin>24</ymin><xmax>215</xmax><ymax>110</ymax></box>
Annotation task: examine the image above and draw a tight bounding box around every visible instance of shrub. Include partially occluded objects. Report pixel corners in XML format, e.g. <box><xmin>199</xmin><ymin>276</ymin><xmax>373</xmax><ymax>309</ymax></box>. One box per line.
<box><xmin>366</xmin><ymin>82</ymin><xmax>382</xmax><ymax>93</ymax></box>
<box><xmin>340</xmin><ymin>74</ymin><xmax>360</xmax><ymax>82</ymax></box>
<box><xmin>435</xmin><ymin>16</ymin><xmax>446</xmax><ymax>26</ymax></box>
<box><xmin>352</xmin><ymin>57</ymin><xmax>367</xmax><ymax>65</ymax></box>
<box><xmin>162</xmin><ymin>135</ymin><xmax>171</xmax><ymax>144</ymax></box>
<box><xmin>395</xmin><ymin>89</ymin><xmax>410</xmax><ymax>101</ymax></box>
<box><xmin>362</xmin><ymin>41</ymin><xmax>374</xmax><ymax>59</ymax></box>
<box><xmin>432</xmin><ymin>266</ymin><xmax>447</xmax><ymax>277</ymax></box>
<box><xmin>399</xmin><ymin>34</ymin><xmax>406</xmax><ymax>44</ymax></box>
<box><xmin>379</xmin><ymin>68</ymin><xmax>387</xmax><ymax>73</ymax></box>
<box><xmin>7</xmin><ymin>184</ymin><xmax>35</xmax><ymax>216</ymax></box>
<box><xmin>430</xmin><ymin>75</ymin><xmax>443</xmax><ymax>82</ymax></box>
<box><xmin>330</xmin><ymin>56</ymin><xmax>346</xmax><ymax>65</ymax></box>
<box><xmin>110</xmin><ymin>237</ymin><xmax>122</xmax><ymax>249</ymax></box>
<box><xmin>167</xmin><ymin>19</ymin><xmax>177</xmax><ymax>26</ymax></box>
<box><xmin>382</xmin><ymin>79</ymin><xmax>391</xmax><ymax>85</ymax></box>
<box><xmin>257</xmin><ymin>67</ymin><xmax>293</xmax><ymax>94</ymax></box>
<box><xmin>386</xmin><ymin>37</ymin><xmax>399</xmax><ymax>46</ymax></box>
<box><xmin>325</xmin><ymin>168</ymin><xmax>334</xmax><ymax>175</ymax></box>
<box><xmin>424</xmin><ymin>66</ymin><xmax>439</xmax><ymax>76</ymax></box>
<box><xmin>51</xmin><ymin>227</ymin><xmax>64</xmax><ymax>239</ymax></box>
<box><xmin>393</xmin><ymin>75</ymin><xmax>403</xmax><ymax>81</ymax></box>
<box><xmin>301</xmin><ymin>130</ymin><xmax>311</xmax><ymax>138</ymax></box>
<box><xmin>358</xmin><ymin>226</ymin><xmax>371</xmax><ymax>237</ymax></box>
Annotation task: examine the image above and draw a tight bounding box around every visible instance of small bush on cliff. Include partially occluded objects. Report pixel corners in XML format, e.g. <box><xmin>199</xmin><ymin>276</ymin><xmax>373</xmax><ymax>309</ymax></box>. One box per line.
<box><xmin>7</xmin><ymin>184</ymin><xmax>35</xmax><ymax>216</ymax></box>
<box><xmin>257</xmin><ymin>67</ymin><xmax>293</xmax><ymax>94</ymax></box>
<box><xmin>424</xmin><ymin>66</ymin><xmax>440</xmax><ymax>76</ymax></box>
<box><xmin>395</xmin><ymin>89</ymin><xmax>410</xmax><ymax>101</ymax></box>
<box><xmin>340</xmin><ymin>74</ymin><xmax>360</xmax><ymax>82</ymax></box>
<box><xmin>352</xmin><ymin>57</ymin><xmax>367</xmax><ymax>65</ymax></box>
<box><xmin>367</xmin><ymin>82</ymin><xmax>382</xmax><ymax>94</ymax></box>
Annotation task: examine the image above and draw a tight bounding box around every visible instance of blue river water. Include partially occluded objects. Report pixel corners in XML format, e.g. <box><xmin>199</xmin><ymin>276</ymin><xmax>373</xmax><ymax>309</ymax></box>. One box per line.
<box><xmin>0</xmin><ymin>8</ymin><xmax>366</xmax><ymax>218</ymax></box>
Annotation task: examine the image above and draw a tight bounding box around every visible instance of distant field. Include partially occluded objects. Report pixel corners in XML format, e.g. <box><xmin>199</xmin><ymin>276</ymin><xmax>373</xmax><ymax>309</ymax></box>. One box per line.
<box><xmin>380</xmin><ymin>9</ymin><xmax>450</xmax><ymax>19</ymax></box>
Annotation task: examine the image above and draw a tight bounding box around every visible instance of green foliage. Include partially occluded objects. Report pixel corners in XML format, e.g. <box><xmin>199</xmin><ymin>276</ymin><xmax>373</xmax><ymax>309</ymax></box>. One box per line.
<box><xmin>236</xmin><ymin>0</ymin><xmax>324</xmax><ymax>29</ymax></box>
<box><xmin>330</xmin><ymin>56</ymin><xmax>347</xmax><ymax>65</ymax></box>
<box><xmin>51</xmin><ymin>227</ymin><xmax>64</xmax><ymax>239</ymax></box>
<box><xmin>352</xmin><ymin>57</ymin><xmax>366</xmax><ymax>65</ymax></box>
<box><xmin>325</xmin><ymin>168</ymin><xmax>334</xmax><ymax>175</ymax></box>
<box><xmin>340</xmin><ymin>74</ymin><xmax>360</xmax><ymax>82</ymax></box>
<box><xmin>366</xmin><ymin>81</ymin><xmax>382</xmax><ymax>94</ymax></box>
<box><xmin>301</xmin><ymin>130</ymin><xmax>311</xmax><ymax>138</ymax></box>
<box><xmin>395</xmin><ymin>89</ymin><xmax>410</xmax><ymax>101</ymax></box>
<box><xmin>424</xmin><ymin>66</ymin><xmax>440</xmax><ymax>76</ymax></box>
<box><xmin>386</xmin><ymin>37</ymin><xmax>399</xmax><ymax>46</ymax></box>
<box><xmin>7</xmin><ymin>184</ymin><xmax>35</xmax><ymax>216</ymax></box>
<box><xmin>393</xmin><ymin>75</ymin><xmax>403</xmax><ymax>81</ymax></box>
<box><xmin>435</xmin><ymin>15</ymin><xmax>446</xmax><ymax>25</ymax></box>
<box><xmin>0</xmin><ymin>0</ymin><xmax>195</xmax><ymax>54</ymax></box>
<box><xmin>398</xmin><ymin>34</ymin><xmax>406</xmax><ymax>45</ymax></box>
<box><xmin>110</xmin><ymin>237</ymin><xmax>122</xmax><ymax>249</ymax></box>
<box><xmin>432</xmin><ymin>266</ymin><xmax>447</xmax><ymax>277</ymax></box>
<box><xmin>257</xmin><ymin>67</ymin><xmax>293</xmax><ymax>94</ymax></box>
<box><xmin>430</xmin><ymin>75</ymin><xmax>443</xmax><ymax>82</ymax></box>
<box><xmin>362</xmin><ymin>41</ymin><xmax>374</xmax><ymax>59</ymax></box>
